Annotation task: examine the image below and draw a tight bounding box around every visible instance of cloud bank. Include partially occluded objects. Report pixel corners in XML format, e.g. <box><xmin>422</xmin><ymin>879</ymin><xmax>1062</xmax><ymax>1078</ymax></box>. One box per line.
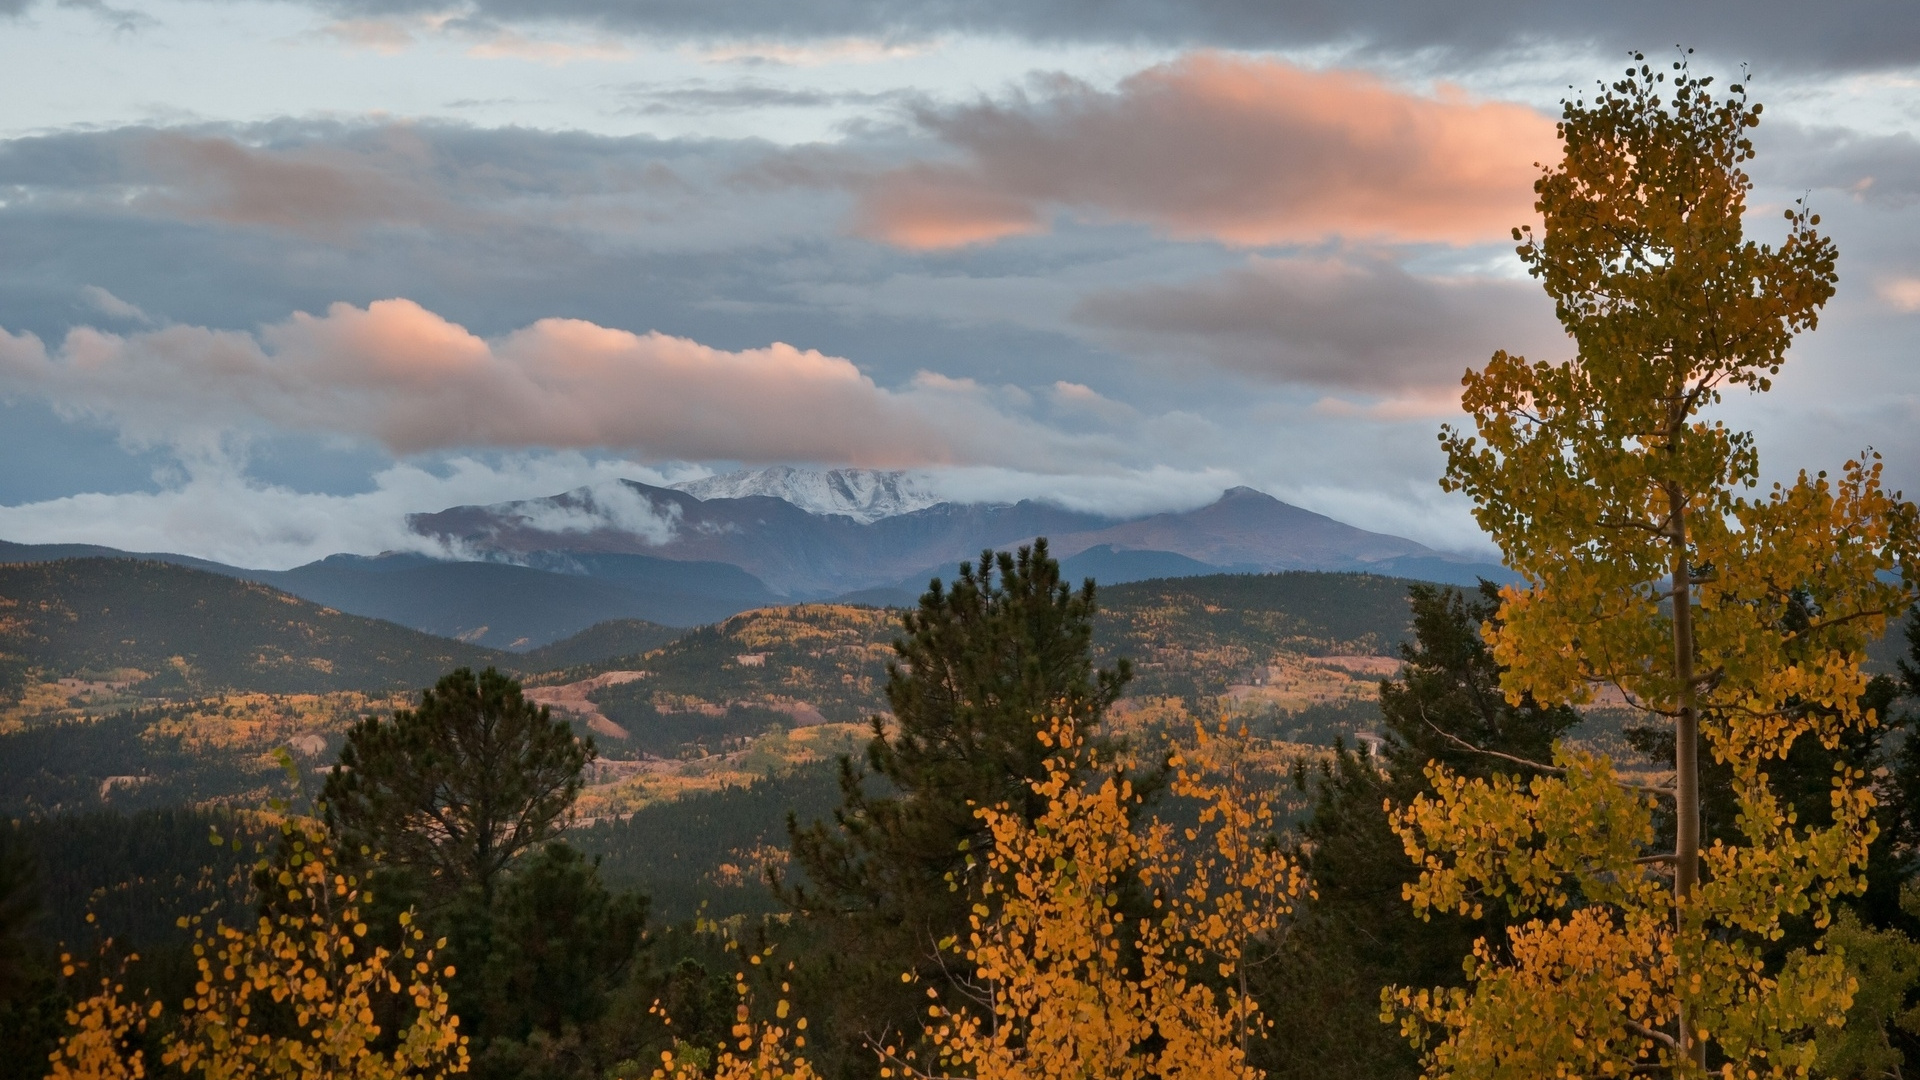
<box><xmin>0</xmin><ymin>453</ymin><xmax>688</xmax><ymax>569</ymax></box>
<box><xmin>0</xmin><ymin>298</ymin><xmax>1136</xmax><ymax>468</ymax></box>
<box><xmin>1075</xmin><ymin>255</ymin><xmax>1565</xmax><ymax>389</ymax></box>
<box><xmin>853</xmin><ymin>55</ymin><xmax>1556</xmax><ymax>249</ymax></box>
<box><xmin>203</xmin><ymin>0</ymin><xmax>1920</xmax><ymax>74</ymax></box>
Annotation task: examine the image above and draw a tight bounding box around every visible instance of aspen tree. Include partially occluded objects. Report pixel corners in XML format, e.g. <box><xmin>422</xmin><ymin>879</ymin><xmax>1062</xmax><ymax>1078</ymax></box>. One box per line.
<box><xmin>883</xmin><ymin>716</ymin><xmax>1307</xmax><ymax>1080</ymax></box>
<box><xmin>1387</xmin><ymin>54</ymin><xmax>1919</xmax><ymax>1077</ymax></box>
<box><xmin>48</xmin><ymin>815</ymin><xmax>468</xmax><ymax>1080</ymax></box>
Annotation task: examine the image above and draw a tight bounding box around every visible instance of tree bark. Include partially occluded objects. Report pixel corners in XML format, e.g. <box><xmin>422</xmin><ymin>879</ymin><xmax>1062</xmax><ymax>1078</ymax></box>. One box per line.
<box><xmin>1668</xmin><ymin>484</ymin><xmax>1704</xmax><ymax>1072</ymax></box>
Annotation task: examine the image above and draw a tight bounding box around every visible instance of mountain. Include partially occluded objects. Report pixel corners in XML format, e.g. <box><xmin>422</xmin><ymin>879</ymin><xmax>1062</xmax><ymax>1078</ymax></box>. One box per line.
<box><xmin>1048</xmin><ymin>486</ymin><xmax>1431</xmax><ymax>568</ymax></box>
<box><xmin>409</xmin><ymin>477</ymin><xmax>1507</xmax><ymax>596</ymax></box>
<box><xmin>3</xmin><ymin>473</ymin><xmax>1509</xmax><ymax>649</ymax></box>
<box><xmin>254</xmin><ymin>552</ymin><xmax>778</xmax><ymax>649</ymax></box>
<box><xmin>409</xmin><ymin>479</ymin><xmax>1118</xmax><ymax>596</ymax></box>
<box><xmin>1058</xmin><ymin>544</ymin><xmax>1222</xmax><ymax>585</ymax></box>
<box><xmin>517</xmin><ymin>618</ymin><xmax>682</xmax><ymax>671</ymax></box>
<box><xmin>0</xmin><ymin>558</ymin><xmax>507</xmax><ymax>697</ymax></box>
<box><xmin>1</xmin><ymin>541</ymin><xmax>782</xmax><ymax>650</ymax></box>
<box><xmin>668</xmin><ymin>466</ymin><xmax>940</xmax><ymax>523</ymax></box>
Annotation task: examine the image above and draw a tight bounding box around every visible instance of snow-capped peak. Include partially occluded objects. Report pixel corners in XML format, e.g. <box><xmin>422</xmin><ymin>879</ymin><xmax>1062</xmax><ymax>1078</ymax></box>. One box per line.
<box><xmin>669</xmin><ymin>467</ymin><xmax>941</xmax><ymax>523</ymax></box>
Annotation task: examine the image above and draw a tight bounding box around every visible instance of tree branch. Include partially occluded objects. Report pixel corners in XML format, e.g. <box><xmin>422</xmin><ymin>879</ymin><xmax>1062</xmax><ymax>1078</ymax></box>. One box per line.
<box><xmin>1419</xmin><ymin>710</ymin><xmax>1674</xmax><ymax>798</ymax></box>
<box><xmin>1626</xmin><ymin>1018</ymin><xmax>1678</xmax><ymax>1051</ymax></box>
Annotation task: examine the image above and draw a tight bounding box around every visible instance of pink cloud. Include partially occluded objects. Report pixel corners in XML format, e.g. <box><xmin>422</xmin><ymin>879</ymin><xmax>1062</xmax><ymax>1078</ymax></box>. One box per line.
<box><xmin>855</xmin><ymin>53</ymin><xmax>1556</xmax><ymax>249</ymax></box>
<box><xmin>138</xmin><ymin>130</ymin><xmax>449</xmax><ymax>237</ymax></box>
<box><xmin>0</xmin><ymin>299</ymin><xmax>1111</xmax><ymax>468</ymax></box>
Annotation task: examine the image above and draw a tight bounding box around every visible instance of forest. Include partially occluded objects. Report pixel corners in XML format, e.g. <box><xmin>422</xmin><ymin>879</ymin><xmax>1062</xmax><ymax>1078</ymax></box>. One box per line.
<box><xmin>6</xmin><ymin>55</ymin><xmax>1920</xmax><ymax>1080</ymax></box>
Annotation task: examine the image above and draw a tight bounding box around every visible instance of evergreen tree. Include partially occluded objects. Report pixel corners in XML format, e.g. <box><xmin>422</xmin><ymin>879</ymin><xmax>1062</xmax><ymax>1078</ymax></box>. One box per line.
<box><xmin>323</xmin><ymin>667</ymin><xmax>593</xmax><ymax>900</ymax></box>
<box><xmin>0</xmin><ymin>825</ymin><xmax>40</xmax><ymax>1005</ymax></box>
<box><xmin>451</xmin><ymin>843</ymin><xmax>652</xmax><ymax>1080</ymax></box>
<box><xmin>782</xmin><ymin>539</ymin><xmax>1130</xmax><ymax>1072</ymax></box>
<box><xmin>1258</xmin><ymin>581</ymin><xmax>1579</xmax><ymax>1080</ymax></box>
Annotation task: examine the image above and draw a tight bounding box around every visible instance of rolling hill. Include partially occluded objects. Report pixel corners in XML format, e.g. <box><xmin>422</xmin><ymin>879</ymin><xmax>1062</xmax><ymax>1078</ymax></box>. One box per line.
<box><xmin>0</xmin><ymin>558</ymin><xmax>509</xmax><ymax>699</ymax></box>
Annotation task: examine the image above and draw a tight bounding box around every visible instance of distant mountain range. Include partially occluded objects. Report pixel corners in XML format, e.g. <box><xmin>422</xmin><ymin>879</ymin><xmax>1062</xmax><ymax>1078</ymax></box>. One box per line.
<box><xmin>667</xmin><ymin>466</ymin><xmax>940</xmax><ymax>523</ymax></box>
<box><xmin>411</xmin><ymin>473</ymin><xmax>1513</xmax><ymax>597</ymax></box>
<box><xmin>0</xmin><ymin>470</ymin><xmax>1513</xmax><ymax>649</ymax></box>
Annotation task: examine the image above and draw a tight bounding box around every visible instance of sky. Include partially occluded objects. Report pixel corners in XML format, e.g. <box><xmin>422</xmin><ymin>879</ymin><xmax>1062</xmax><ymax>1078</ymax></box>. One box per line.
<box><xmin>0</xmin><ymin>0</ymin><xmax>1917</xmax><ymax>569</ymax></box>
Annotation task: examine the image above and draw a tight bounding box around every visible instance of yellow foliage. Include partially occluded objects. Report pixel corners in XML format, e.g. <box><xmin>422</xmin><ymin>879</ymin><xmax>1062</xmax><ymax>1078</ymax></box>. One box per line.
<box><xmin>884</xmin><ymin>715</ymin><xmax>1308</xmax><ymax>1080</ymax></box>
<box><xmin>48</xmin><ymin>815</ymin><xmax>469</xmax><ymax>1080</ymax></box>
<box><xmin>650</xmin><ymin>961</ymin><xmax>820</xmax><ymax>1080</ymax></box>
<box><xmin>1391</xmin><ymin>59</ymin><xmax>1916</xmax><ymax>1079</ymax></box>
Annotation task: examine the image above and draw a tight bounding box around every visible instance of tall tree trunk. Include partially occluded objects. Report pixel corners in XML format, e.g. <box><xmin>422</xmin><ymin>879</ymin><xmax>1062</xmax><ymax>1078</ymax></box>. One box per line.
<box><xmin>1668</xmin><ymin>484</ymin><xmax>1704</xmax><ymax>1071</ymax></box>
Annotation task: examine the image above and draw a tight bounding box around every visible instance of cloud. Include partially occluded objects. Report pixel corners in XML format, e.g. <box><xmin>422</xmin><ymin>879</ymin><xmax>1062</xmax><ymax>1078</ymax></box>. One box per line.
<box><xmin>134</xmin><ymin>129</ymin><xmax>457</xmax><ymax>237</ymax></box>
<box><xmin>852</xmin><ymin>54</ymin><xmax>1555</xmax><ymax>250</ymax></box>
<box><xmin>615</xmin><ymin>81</ymin><xmax>908</xmax><ymax>116</ymax></box>
<box><xmin>462</xmin><ymin>28</ymin><xmax>631</xmax><ymax>63</ymax></box>
<box><xmin>79</xmin><ymin>285</ymin><xmax>152</xmax><ymax>323</ymax></box>
<box><xmin>55</xmin><ymin>0</ymin><xmax>155</xmax><ymax>32</ymax></box>
<box><xmin>692</xmin><ymin>37</ymin><xmax>933</xmax><ymax>67</ymax></box>
<box><xmin>277</xmin><ymin>0</ymin><xmax>1920</xmax><ymax>74</ymax></box>
<box><xmin>1761</xmin><ymin>125</ymin><xmax>1920</xmax><ymax>210</ymax></box>
<box><xmin>1074</xmin><ymin>254</ymin><xmax>1562</xmax><ymax>390</ymax></box>
<box><xmin>0</xmin><ymin>121</ymin><xmax>811</xmax><ymax>252</ymax></box>
<box><xmin>0</xmin><ymin>298</ymin><xmax>1127</xmax><ymax>469</ymax></box>
<box><xmin>1879</xmin><ymin>277</ymin><xmax>1920</xmax><ymax>313</ymax></box>
<box><xmin>0</xmin><ymin>452</ymin><xmax>689</xmax><ymax>570</ymax></box>
<box><xmin>497</xmin><ymin>479</ymin><xmax>680</xmax><ymax>543</ymax></box>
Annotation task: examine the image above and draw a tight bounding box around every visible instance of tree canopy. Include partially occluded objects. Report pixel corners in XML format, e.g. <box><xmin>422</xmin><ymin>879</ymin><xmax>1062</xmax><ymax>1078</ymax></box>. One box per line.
<box><xmin>1393</xmin><ymin>53</ymin><xmax>1919</xmax><ymax>1077</ymax></box>
<box><xmin>783</xmin><ymin>539</ymin><xmax>1130</xmax><ymax>1070</ymax></box>
<box><xmin>323</xmin><ymin>666</ymin><xmax>593</xmax><ymax>900</ymax></box>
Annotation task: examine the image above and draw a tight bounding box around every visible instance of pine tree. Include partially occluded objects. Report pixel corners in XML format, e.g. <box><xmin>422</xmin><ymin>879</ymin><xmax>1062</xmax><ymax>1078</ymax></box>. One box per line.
<box><xmin>1259</xmin><ymin>582</ymin><xmax>1578</xmax><ymax>1080</ymax></box>
<box><xmin>783</xmin><ymin>539</ymin><xmax>1130</xmax><ymax>1071</ymax></box>
<box><xmin>323</xmin><ymin>667</ymin><xmax>592</xmax><ymax>901</ymax></box>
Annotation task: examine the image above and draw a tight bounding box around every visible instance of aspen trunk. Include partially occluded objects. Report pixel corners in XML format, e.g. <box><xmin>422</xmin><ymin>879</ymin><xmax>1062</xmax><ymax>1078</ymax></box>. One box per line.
<box><xmin>1668</xmin><ymin>488</ymin><xmax>1704</xmax><ymax>1071</ymax></box>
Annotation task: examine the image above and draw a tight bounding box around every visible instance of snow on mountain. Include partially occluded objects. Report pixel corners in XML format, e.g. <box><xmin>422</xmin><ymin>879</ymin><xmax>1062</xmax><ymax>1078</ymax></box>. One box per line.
<box><xmin>669</xmin><ymin>467</ymin><xmax>941</xmax><ymax>524</ymax></box>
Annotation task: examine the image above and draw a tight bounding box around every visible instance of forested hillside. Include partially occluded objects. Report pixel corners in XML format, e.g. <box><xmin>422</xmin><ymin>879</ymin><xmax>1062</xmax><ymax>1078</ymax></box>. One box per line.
<box><xmin>517</xmin><ymin>617</ymin><xmax>681</xmax><ymax>670</ymax></box>
<box><xmin>1096</xmin><ymin>572</ymin><xmax>1416</xmax><ymax>697</ymax></box>
<box><xmin>0</xmin><ymin>558</ymin><xmax>507</xmax><ymax>703</ymax></box>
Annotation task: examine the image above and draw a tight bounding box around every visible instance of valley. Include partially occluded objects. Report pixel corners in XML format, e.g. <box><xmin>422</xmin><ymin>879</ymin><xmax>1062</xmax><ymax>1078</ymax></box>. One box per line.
<box><xmin>0</xmin><ymin>547</ymin><xmax>1425</xmax><ymax>916</ymax></box>
<box><xmin>0</xmin><ymin>471</ymin><xmax>1495</xmax><ymax>929</ymax></box>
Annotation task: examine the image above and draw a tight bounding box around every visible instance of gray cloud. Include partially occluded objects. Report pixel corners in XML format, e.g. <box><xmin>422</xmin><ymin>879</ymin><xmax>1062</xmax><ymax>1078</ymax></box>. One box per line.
<box><xmin>0</xmin><ymin>120</ymin><xmax>779</xmax><ymax>242</ymax></box>
<box><xmin>214</xmin><ymin>0</ymin><xmax>1920</xmax><ymax>73</ymax></box>
<box><xmin>1074</xmin><ymin>255</ymin><xmax>1563</xmax><ymax>391</ymax></box>
<box><xmin>54</xmin><ymin>0</ymin><xmax>156</xmax><ymax>32</ymax></box>
<box><xmin>1759</xmin><ymin>124</ymin><xmax>1920</xmax><ymax>209</ymax></box>
<box><xmin>614</xmin><ymin>81</ymin><xmax>909</xmax><ymax>116</ymax></box>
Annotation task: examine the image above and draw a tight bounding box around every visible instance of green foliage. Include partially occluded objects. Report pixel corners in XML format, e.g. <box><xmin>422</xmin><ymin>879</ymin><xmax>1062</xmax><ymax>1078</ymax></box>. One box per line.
<box><xmin>1259</xmin><ymin>582</ymin><xmax>1577</xmax><ymax>1080</ymax></box>
<box><xmin>0</xmin><ymin>558</ymin><xmax>508</xmax><ymax>698</ymax></box>
<box><xmin>324</xmin><ymin>667</ymin><xmax>593</xmax><ymax>898</ymax></box>
<box><xmin>0</xmin><ymin>708</ymin><xmax>292</xmax><ymax>815</ymax></box>
<box><xmin>433</xmin><ymin>842</ymin><xmax>653</xmax><ymax>1080</ymax></box>
<box><xmin>1819</xmin><ymin>896</ymin><xmax>1920</xmax><ymax>1080</ymax></box>
<box><xmin>578</xmin><ymin>764</ymin><xmax>848</xmax><ymax>922</ymax></box>
<box><xmin>783</xmin><ymin>540</ymin><xmax>1130</xmax><ymax>1073</ymax></box>
<box><xmin>8</xmin><ymin>808</ymin><xmax>261</xmax><ymax>948</ymax></box>
<box><xmin>1409</xmin><ymin>55</ymin><xmax>1912</xmax><ymax>1076</ymax></box>
<box><xmin>0</xmin><ymin>826</ymin><xmax>39</xmax><ymax>1004</ymax></box>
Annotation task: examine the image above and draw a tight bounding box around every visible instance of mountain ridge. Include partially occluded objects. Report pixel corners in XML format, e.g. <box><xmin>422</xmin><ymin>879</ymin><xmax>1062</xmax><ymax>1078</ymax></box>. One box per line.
<box><xmin>408</xmin><ymin>478</ymin><xmax>1500</xmax><ymax>597</ymax></box>
<box><xmin>668</xmin><ymin>466</ymin><xmax>941</xmax><ymax>523</ymax></box>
